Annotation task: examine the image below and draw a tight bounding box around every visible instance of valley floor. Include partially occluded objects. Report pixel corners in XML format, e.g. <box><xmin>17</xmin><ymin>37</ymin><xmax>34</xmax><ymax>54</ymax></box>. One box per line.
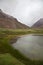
<box><xmin>0</xmin><ymin>28</ymin><xmax>43</xmax><ymax>65</ymax></box>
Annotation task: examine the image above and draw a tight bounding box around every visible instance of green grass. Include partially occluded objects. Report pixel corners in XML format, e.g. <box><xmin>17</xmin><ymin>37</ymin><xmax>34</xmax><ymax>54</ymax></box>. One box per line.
<box><xmin>0</xmin><ymin>38</ymin><xmax>32</xmax><ymax>65</ymax></box>
<box><xmin>0</xmin><ymin>53</ymin><xmax>25</xmax><ymax>65</ymax></box>
<box><xmin>0</xmin><ymin>28</ymin><xmax>43</xmax><ymax>65</ymax></box>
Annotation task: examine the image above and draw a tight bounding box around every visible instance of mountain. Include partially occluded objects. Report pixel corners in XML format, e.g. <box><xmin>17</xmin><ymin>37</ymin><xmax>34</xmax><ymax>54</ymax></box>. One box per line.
<box><xmin>0</xmin><ymin>9</ymin><xmax>29</xmax><ymax>29</ymax></box>
<box><xmin>32</xmin><ymin>18</ymin><xmax>43</xmax><ymax>28</ymax></box>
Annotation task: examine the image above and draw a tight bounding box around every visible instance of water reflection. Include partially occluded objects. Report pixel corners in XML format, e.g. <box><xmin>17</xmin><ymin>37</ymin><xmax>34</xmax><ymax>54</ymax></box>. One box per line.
<box><xmin>10</xmin><ymin>37</ymin><xmax>19</xmax><ymax>44</ymax></box>
<box><xmin>12</xmin><ymin>34</ymin><xmax>43</xmax><ymax>60</ymax></box>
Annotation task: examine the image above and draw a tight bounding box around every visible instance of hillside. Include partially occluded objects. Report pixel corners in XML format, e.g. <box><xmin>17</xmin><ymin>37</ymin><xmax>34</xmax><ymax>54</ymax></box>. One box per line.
<box><xmin>32</xmin><ymin>18</ymin><xmax>43</xmax><ymax>28</ymax></box>
<box><xmin>0</xmin><ymin>9</ymin><xmax>29</xmax><ymax>29</ymax></box>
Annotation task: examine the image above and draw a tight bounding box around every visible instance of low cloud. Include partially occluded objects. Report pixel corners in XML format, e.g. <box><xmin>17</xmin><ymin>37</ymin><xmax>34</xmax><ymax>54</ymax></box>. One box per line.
<box><xmin>0</xmin><ymin>0</ymin><xmax>43</xmax><ymax>26</ymax></box>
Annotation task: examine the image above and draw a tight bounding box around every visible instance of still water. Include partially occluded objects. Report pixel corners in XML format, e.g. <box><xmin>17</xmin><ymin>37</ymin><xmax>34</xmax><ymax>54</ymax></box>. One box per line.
<box><xmin>12</xmin><ymin>34</ymin><xmax>43</xmax><ymax>60</ymax></box>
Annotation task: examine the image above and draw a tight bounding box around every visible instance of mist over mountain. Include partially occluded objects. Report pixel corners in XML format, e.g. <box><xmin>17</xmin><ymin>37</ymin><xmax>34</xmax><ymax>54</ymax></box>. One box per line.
<box><xmin>32</xmin><ymin>18</ymin><xmax>43</xmax><ymax>28</ymax></box>
<box><xmin>0</xmin><ymin>9</ymin><xmax>29</xmax><ymax>29</ymax></box>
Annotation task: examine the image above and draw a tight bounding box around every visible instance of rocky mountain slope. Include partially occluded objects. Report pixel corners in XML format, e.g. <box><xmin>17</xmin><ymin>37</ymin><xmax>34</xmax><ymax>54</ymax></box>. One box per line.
<box><xmin>32</xmin><ymin>18</ymin><xmax>43</xmax><ymax>28</ymax></box>
<box><xmin>0</xmin><ymin>9</ymin><xmax>29</xmax><ymax>29</ymax></box>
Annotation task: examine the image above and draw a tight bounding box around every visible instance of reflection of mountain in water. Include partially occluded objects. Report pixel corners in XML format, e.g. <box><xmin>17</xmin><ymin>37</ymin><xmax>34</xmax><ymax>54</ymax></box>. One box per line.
<box><xmin>12</xmin><ymin>34</ymin><xmax>43</xmax><ymax>60</ymax></box>
<box><xmin>10</xmin><ymin>37</ymin><xmax>19</xmax><ymax>44</ymax></box>
<box><xmin>33</xmin><ymin>34</ymin><xmax>43</xmax><ymax>36</ymax></box>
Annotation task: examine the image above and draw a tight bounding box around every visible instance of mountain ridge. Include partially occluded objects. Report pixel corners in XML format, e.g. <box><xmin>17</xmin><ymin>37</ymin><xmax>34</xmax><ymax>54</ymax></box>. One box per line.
<box><xmin>32</xmin><ymin>18</ymin><xmax>43</xmax><ymax>28</ymax></box>
<box><xmin>0</xmin><ymin>9</ymin><xmax>29</xmax><ymax>29</ymax></box>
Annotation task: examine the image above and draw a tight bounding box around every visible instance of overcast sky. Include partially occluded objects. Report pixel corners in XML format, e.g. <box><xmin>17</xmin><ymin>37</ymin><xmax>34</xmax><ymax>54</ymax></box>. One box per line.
<box><xmin>0</xmin><ymin>0</ymin><xmax>43</xmax><ymax>26</ymax></box>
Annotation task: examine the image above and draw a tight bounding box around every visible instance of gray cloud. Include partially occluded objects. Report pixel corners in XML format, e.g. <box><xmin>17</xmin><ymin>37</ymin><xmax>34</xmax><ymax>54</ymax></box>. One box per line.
<box><xmin>0</xmin><ymin>0</ymin><xmax>43</xmax><ymax>26</ymax></box>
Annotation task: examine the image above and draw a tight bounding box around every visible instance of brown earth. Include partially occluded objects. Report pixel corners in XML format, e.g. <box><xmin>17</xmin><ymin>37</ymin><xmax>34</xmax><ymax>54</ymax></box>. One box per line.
<box><xmin>32</xmin><ymin>18</ymin><xmax>43</xmax><ymax>28</ymax></box>
<box><xmin>0</xmin><ymin>9</ymin><xmax>29</xmax><ymax>29</ymax></box>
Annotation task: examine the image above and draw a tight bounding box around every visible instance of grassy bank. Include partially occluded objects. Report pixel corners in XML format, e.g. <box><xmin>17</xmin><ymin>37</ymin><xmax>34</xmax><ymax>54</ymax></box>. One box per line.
<box><xmin>0</xmin><ymin>28</ymin><xmax>43</xmax><ymax>65</ymax></box>
<box><xmin>0</xmin><ymin>53</ymin><xmax>25</xmax><ymax>65</ymax></box>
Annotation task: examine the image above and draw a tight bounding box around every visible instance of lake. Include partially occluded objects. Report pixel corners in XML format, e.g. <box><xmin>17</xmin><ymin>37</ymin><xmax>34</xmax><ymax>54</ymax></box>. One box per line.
<box><xmin>12</xmin><ymin>34</ymin><xmax>43</xmax><ymax>60</ymax></box>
